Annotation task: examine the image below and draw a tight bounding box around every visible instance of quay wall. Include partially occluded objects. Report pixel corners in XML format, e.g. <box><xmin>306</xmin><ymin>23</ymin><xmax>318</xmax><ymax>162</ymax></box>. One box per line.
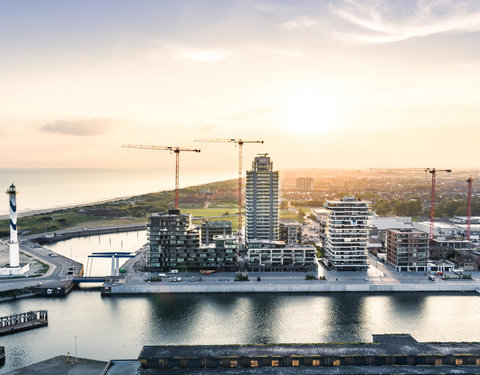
<box><xmin>109</xmin><ymin>282</ymin><xmax>480</xmax><ymax>294</ymax></box>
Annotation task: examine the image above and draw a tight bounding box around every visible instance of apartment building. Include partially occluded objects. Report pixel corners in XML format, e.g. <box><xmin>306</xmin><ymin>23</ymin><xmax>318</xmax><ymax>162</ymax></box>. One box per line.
<box><xmin>324</xmin><ymin>196</ymin><xmax>371</xmax><ymax>271</ymax></box>
<box><xmin>246</xmin><ymin>154</ymin><xmax>279</xmax><ymax>242</ymax></box>
<box><xmin>386</xmin><ymin>228</ymin><xmax>429</xmax><ymax>272</ymax></box>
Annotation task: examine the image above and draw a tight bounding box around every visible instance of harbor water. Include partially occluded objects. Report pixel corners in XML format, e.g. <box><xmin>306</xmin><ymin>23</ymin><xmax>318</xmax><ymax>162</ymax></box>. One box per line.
<box><xmin>1</xmin><ymin>231</ymin><xmax>480</xmax><ymax>373</ymax></box>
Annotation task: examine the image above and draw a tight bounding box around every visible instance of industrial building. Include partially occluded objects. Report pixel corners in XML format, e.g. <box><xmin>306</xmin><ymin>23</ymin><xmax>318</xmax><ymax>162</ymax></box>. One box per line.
<box><xmin>324</xmin><ymin>197</ymin><xmax>370</xmax><ymax>271</ymax></box>
<box><xmin>245</xmin><ymin>154</ymin><xmax>279</xmax><ymax>242</ymax></box>
<box><xmin>296</xmin><ymin>177</ymin><xmax>314</xmax><ymax>191</ymax></box>
<box><xmin>386</xmin><ymin>228</ymin><xmax>429</xmax><ymax>272</ymax></box>
<box><xmin>201</xmin><ymin>220</ymin><xmax>232</xmax><ymax>245</ymax></box>
<box><xmin>147</xmin><ymin>210</ymin><xmax>237</xmax><ymax>272</ymax></box>
<box><xmin>247</xmin><ymin>239</ymin><xmax>316</xmax><ymax>271</ymax></box>
<box><xmin>134</xmin><ymin>334</ymin><xmax>480</xmax><ymax>373</ymax></box>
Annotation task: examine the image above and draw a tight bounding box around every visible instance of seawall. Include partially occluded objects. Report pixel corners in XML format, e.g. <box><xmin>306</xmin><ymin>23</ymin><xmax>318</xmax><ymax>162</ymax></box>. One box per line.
<box><xmin>108</xmin><ymin>282</ymin><xmax>480</xmax><ymax>294</ymax></box>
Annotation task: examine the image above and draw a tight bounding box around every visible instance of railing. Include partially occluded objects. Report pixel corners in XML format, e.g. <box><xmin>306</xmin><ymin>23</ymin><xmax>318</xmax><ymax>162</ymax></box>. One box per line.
<box><xmin>0</xmin><ymin>310</ymin><xmax>47</xmax><ymax>328</ymax></box>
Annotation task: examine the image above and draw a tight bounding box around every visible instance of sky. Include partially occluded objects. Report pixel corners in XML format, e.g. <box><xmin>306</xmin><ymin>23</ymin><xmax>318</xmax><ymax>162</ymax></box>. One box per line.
<box><xmin>1</xmin><ymin>0</ymin><xmax>480</xmax><ymax>174</ymax></box>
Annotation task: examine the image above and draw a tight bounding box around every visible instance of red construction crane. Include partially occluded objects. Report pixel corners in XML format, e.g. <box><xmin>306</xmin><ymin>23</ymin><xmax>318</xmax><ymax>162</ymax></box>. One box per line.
<box><xmin>122</xmin><ymin>144</ymin><xmax>200</xmax><ymax>209</ymax></box>
<box><xmin>466</xmin><ymin>177</ymin><xmax>474</xmax><ymax>240</ymax></box>
<box><xmin>195</xmin><ymin>138</ymin><xmax>264</xmax><ymax>236</ymax></box>
<box><xmin>371</xmin><ymin>167</ymin><xmax>451</xmax><ymax>241</ymax></box>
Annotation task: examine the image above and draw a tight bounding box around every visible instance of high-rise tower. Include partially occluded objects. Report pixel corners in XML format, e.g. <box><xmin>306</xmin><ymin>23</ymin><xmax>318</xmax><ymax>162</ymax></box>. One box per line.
<box><xmin>7</xmin><ymin>184</ymin><xmax>19</xmax><ymax>267</ymax></box>
<box><xmin>324</xmin><ymin>196</ymin><xmax>371</xmax><ymax>271</ymax></box>
<box><xmin>245</xmin><ymin>154</ymin><xmax>279</xmax><ymax>242</ymax></box>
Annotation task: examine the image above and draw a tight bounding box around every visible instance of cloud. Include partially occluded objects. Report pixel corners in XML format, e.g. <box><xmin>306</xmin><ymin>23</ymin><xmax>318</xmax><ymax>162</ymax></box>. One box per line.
<box><xmin>331</xmin><ymin>0</ymin><xmax>480</xmax><ymax>44</ymax></box>
<box><xmin>282</xmin><ymin>16</ymin><xmax>318</xmax><ymax>29</ymax></box>
<box><xmin>40</xmin><ymin>119</ymin><xmax>116</xmax><ymax>136</ymax></box>
<box><xmin>169</xmin><ymin>45</ymin><xmax>230</xmax><ymax>64</ymax></box>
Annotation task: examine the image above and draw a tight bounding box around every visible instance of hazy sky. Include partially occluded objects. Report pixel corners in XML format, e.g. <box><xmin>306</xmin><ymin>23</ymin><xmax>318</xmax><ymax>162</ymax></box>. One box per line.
<box><xmin>1</xmin><ymin>0</ymin><xmax>480</xmax><ymax>173</ymax></box>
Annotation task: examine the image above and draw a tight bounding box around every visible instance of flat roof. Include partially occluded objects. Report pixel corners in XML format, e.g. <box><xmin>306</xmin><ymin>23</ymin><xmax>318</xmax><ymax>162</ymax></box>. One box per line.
<box><xmin>139</xmin><ymin>334</ymin><xmax>480</xmax><ymax>360</ymax></box>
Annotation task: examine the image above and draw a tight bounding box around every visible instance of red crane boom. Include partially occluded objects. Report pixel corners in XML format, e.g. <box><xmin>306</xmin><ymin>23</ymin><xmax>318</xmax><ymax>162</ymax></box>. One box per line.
<box><xmin>371</xmin><ymin>167</ymin><xmax>452</xmax><ymax>241</ymax></box>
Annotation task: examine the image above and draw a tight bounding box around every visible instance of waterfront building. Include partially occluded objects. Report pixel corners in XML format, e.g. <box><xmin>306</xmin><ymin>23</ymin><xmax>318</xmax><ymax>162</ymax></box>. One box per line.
<box><xmin>386</xmin><ymin>228</ymin><xmax>429</xmax><ymax>272</ymax></box>
<box><xmin>279</xmin><ymin>222</ymin><xmax>302</xmax><ymax>246</ymax></box>
<box><xmin>147</xmin><ymin>210</ymin><xmax>200</xmax><ymax>272</ymax></box>
<box><xmin>296</xmin><ymin>177</ymin><xmax>314</xmax><ymax>191</ymax></box>
<box><xmin>246</xmin><ymin>240</ymin><xmax>316</xmax><ymax>271</ymax></box>
<box><xmin>134</xmin><ymin>334</ymin><xmax>480</xmax><ymax>373</ymax></box>
<box><xmin>324</xmin><ymin>196</ymin><xmax>371</xmax><ymax>271</ymax></box>
<box><xmin>148</xmin><ymin>210</ymin><xmax>237</xmax><ymax>271</ymax></box>
<box><xmin>246</xmin><ymin>154</ymin><xmax>279</xmax><ymax>242</ymax></box>
<box><xmin>201</xmin><ymin>220</ymin><xmax>232</xmax><ymax>245</ymax></box>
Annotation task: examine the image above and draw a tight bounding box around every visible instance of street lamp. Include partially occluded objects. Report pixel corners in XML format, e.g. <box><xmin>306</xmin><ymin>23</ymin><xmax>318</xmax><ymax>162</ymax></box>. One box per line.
<box><xmin>74</xmin><ymin>335</ymin><xmax>79</xmax><ymax>363</ymax></box>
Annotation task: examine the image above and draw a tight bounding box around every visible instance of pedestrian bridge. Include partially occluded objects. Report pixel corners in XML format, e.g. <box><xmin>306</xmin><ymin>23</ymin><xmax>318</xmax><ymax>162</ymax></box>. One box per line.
<box><xmin>72</xmin><ymin>276</ymin><xmax>125</xmax><ymax>283</ymax></box>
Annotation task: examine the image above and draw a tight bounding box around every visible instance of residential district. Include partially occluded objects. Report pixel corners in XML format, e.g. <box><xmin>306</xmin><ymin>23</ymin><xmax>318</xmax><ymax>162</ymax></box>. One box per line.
<box><xmin>2</xmin><ymin>157</ymin><xmax>480</xmax><ymax>374</ymax></box>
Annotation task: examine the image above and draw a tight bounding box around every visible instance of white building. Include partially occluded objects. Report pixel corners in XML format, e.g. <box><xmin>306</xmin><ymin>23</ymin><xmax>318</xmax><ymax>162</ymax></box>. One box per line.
<box><xmin>324</xmin><ymin>196</ymin><xmax>371</xmax><ymax>271</ymax></box>
<box><xmin>247</xmin><ymin>240</ymin><xmax>316</xmax><ymax>271</ymax></box>
<box><xmin>245</xmin><ymin>154</ymin><xmax>279</xmax><ymax>242</ymax></box>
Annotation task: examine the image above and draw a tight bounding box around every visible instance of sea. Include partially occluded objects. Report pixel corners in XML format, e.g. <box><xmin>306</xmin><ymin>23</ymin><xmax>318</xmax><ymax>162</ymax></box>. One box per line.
<box><xmin>0</xmin><ymin>168</ymin><xmax>233</xmax><ymax>216</ymax></box>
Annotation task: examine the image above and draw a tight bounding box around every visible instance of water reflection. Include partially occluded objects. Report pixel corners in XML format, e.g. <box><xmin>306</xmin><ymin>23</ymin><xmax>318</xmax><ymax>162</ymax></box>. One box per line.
<box><xmin>2</xmin><ymin>290</ymin><xmax>480</xmax><ymax>373</ymax></box>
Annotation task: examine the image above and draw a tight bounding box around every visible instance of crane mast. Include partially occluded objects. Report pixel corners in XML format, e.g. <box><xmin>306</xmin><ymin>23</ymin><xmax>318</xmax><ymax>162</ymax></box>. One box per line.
<box><xmin>122</xmin><ymin>144</ymin><xmax>200</xmax><ymax>209</ymax></box>
<box><xmin>466</xmin><ymin>177</ymin><xmax>474</xmax><ymax>240</ymax></box>
<box><xmin>371</xmin><ymin>167</ymin><xmax>451</xmax><ymax>241</ymax></box>
<box><xmin>195</xmin><ymin>138</ymin><xmax>264</xmax><ymax>238</ymax></box>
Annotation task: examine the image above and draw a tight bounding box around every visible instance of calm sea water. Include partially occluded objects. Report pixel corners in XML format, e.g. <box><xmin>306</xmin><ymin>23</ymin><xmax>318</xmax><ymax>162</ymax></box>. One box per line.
<box><xmin>0</xmin><ymin>168</ymin><xmax>232</xmax><ymax>216</ymax></box>
<box><xmin>2</xmin><ymin>233</ymin><xmax>480</xmax><ymax>373</ymax></box>
<box><xmin>1</xmin><ymin>291</ymin><xmax>480</xmax><ymax>373</ymax></box>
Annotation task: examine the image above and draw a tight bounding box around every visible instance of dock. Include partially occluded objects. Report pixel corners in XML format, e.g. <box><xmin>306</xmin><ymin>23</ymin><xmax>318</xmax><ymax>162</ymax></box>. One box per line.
<box><xmin>0</xmin><ymin>310</ymin><xmax>48</xmax><ymax>336</ymax></box>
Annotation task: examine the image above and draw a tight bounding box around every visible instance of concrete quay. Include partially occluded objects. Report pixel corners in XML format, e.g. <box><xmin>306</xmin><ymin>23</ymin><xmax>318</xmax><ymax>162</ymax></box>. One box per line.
<box><xmin>108</xmin><ymin>279</ymin><xmax>480</xmax><ymax>294</ymax></box>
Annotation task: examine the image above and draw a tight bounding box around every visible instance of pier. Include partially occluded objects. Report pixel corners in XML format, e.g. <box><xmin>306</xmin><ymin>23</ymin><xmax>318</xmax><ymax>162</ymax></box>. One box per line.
<box><xmin>0</xmin><ymin>310</ymin><xmax>48</xmax><ymax>336</ymax></box>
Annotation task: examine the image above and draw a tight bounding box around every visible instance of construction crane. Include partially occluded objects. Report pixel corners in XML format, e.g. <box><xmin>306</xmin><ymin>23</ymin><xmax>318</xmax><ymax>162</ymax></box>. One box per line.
<box><xmin>371</xmin><ymin>168</ymin><xmax>451</xmax><ymax>241</ymax></box>
<box><xmin>466</xmin><ymin>177</ymin><xmax>474</xmax><ymax>240</ymax></box>
<box><xmin>122</xmin><ymin>144</ymin><xmax>200</xmax><ymax>210</ymax></box>
<box><xmin>194</xmin><ymin>138</ymin><xmax>264</xmax><ymax>236</ymax></box>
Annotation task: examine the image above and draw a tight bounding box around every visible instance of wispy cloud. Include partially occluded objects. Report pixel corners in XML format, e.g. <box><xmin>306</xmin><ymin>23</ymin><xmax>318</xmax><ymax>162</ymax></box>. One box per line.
<box><xmin>282</xmin><ymin>16</ymin><xmax>318</xmax><ymax>30</ymax></box>
<box><xmin>331</xmin><ymin>0</ymin><xmax>480</xmax><ymax>44</ymax></box>
<box><xmin>170</xmin><ymin>45</ymin><xmax>230</xmax><ymax>64</ymax></box>
<box><xmin>40</xmin><ymin>118</ymin><xmax>116</xmax><ymax>136</ymax></box>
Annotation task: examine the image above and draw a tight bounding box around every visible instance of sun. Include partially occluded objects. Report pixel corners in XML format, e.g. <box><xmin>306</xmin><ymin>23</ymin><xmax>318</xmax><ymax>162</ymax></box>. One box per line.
<box><xmin>281</xmin><ymin>83</ymin><xmax>339</xmax><ymax>135</ymax></box>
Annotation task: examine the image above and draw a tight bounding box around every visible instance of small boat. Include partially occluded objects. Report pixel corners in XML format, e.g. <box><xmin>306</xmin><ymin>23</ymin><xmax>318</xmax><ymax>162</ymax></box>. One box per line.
<box><xmin>475</xmin><ymin>288</ymin><xmax>480</xmax><ymax>294</ymax></box>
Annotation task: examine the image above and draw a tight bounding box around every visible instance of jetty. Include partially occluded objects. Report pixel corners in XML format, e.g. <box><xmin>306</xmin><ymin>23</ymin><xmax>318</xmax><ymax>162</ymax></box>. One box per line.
<box><xmin>0</xmin><ymin>310</ymin><xmax>48</xmax><ymax>336</ymax></box>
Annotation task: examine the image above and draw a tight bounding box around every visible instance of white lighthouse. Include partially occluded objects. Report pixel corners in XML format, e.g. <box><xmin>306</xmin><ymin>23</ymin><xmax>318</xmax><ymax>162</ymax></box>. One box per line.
<box><xmin>0</xmin><ymin>184</ymin><xmax>29</xmax><ymax>275</ymax></box>
<box><xmin>7</xmin><ymin>184</ymin><xmax>19</xmax><ymax>267</ymax></box>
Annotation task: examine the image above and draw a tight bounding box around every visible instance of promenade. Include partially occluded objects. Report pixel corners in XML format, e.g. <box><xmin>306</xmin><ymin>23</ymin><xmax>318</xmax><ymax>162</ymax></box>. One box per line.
<box><xmin>108</xmin><ymin>252</ymin><xmax>480</xmax><ymax>294</ymax></box>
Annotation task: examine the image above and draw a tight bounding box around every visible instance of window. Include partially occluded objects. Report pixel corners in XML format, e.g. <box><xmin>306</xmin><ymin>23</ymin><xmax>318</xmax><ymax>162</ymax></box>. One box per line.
<box><xmin>251</xmin><ymin>360</ymin><xmax>258</xmax><ymax>367</ymax></box>
<box><xmin>476</xmin><ymin>358</ymin><xmax>480</xmax><ymax>365</ymax></box>
<box><xmin>312</xmin><ymin>359</ymin><xmax>320</xmax><ymax>367</ymax></box>
<box><xmin>292</xmin><ymin>359</ymin><xmax>299</xmax><ymax>367</ymax></box>
<box><xmin>435</xmin><ymin>358</ymin><xmax>442</xmax><ymax>366</ymax></box>
<box><xmin>455</xmin><ymin>358</ymin><xmax>463</xmax><ymax>365</ymax></box>
<box><xmin>333</xmin><ymin>359</ymin><xmax>340</xmax><ymax>366</ymax></box>
<box><xmin>230</xmin><ymin>360</ymin><xmax>237</xmax><ymax>368</ymax></box>
<box><xmin>272</xmin><ymin>360</ymin><xmax>279</xmax><ymax>367</ymax></box>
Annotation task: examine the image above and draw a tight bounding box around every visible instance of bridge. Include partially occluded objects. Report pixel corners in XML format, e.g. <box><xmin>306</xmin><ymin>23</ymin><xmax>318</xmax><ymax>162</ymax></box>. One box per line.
<box><xmin>85</xmin><ymin>251</ymin><xmax>136</xmax><ymax>278</ymax></box>
<box><xmin>72</xmin><ymin>275</ymin><xmax>126</xmax><ymax>283</ymax></box>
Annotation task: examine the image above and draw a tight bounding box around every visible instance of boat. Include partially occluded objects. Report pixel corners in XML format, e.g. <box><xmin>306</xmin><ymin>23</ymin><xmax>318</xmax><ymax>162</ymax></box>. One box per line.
<box><xmin>475</xmin><ymin>288</ymin><xmax>480</xmax><ymax>294</ymax></box>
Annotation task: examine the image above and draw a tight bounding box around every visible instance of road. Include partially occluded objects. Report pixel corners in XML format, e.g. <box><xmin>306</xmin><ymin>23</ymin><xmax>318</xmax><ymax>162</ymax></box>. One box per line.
<box><xmin>0</xmin><ymin>243</ymin><xmax>82</xmax><ymax>292</ymax></box>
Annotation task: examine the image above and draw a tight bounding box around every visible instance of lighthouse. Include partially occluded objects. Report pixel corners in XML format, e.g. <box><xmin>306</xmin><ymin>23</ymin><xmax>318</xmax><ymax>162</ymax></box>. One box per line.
<box><xmin>7</xmin><ymin>184</ymin><xmax>19</xmax><ymax>267</ymax></box>
<box><xmin>1</xmin><ymin>184</ymin><xmax>29</xmax><ymax>275</ymax></box>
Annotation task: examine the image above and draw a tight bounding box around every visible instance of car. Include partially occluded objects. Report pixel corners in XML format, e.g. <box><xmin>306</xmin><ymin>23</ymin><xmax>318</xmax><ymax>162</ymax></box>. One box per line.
<box><xmin>428</xmin><ymin>275</ymin><xmax>436</xmax><ymax>281</ymax></box>
<box><xmin>190</xmin><ymin>277</ymin><xmax>195</xmax><ymax>282</ymax></box>
<box><xmin>37</xmin><ymin>282</ymin><xmax>42</xmax><ymax>286</ymax></box>
<box><xmin>168</xmin><ymin>277</ymin><xmax>173</xmax><ymax>282</ymax></box>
